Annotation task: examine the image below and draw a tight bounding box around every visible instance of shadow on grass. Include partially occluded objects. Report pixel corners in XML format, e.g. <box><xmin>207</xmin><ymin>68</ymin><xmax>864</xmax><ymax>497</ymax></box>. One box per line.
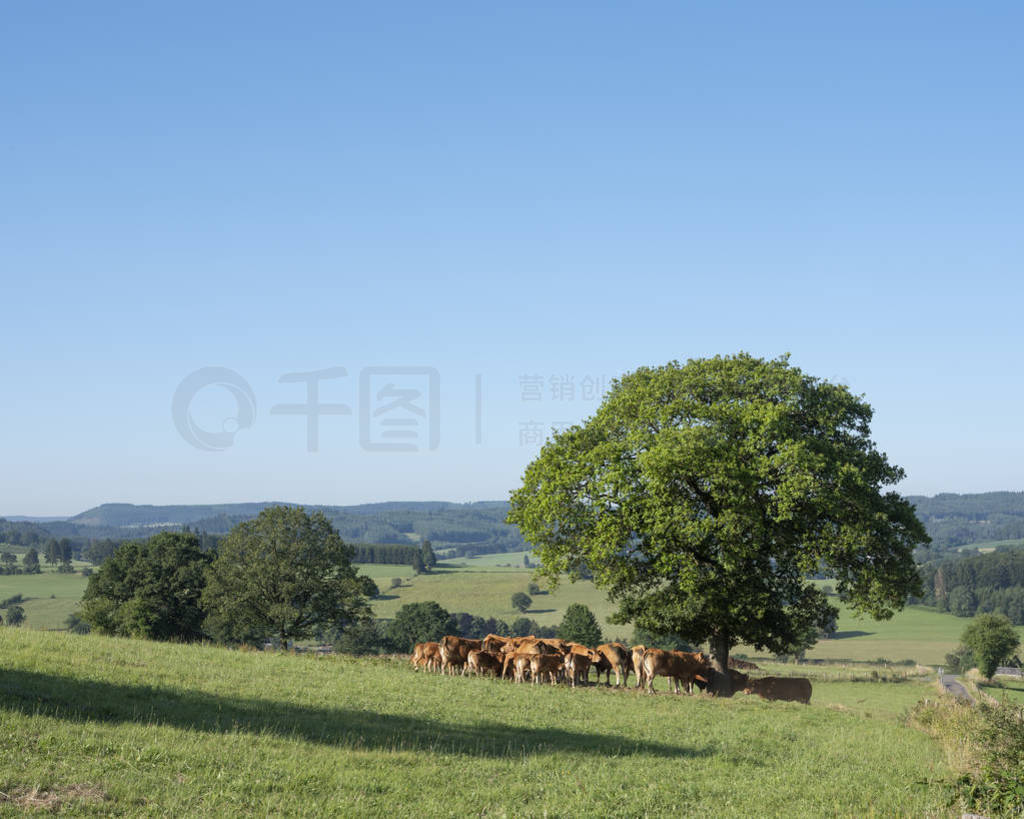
<box><xmin>0</xmin><ymin>669</ymin><xmax>710</xmax><ymax>760</ymax></box>
<box><xmin>525</xmin><ymin>609</ymin><xmax>555</xmax><ymax>614</ymax></box>
<box><xmin>828</xmin><ymin>630</ymin><xmax>874</xmax><ymax>639</ymax></box>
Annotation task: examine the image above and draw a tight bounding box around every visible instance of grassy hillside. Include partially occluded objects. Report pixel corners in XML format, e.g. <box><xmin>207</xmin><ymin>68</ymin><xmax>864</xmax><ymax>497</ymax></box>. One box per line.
<box><xmin>0</xmin><ymin>630</ymin><xmax>952</xmax><ymax>815</ymax></box>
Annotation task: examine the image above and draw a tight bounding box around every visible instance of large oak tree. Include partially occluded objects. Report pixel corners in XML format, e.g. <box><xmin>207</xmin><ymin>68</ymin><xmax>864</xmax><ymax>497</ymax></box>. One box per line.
<box><xmin>508</xmin><ymin>353</ymin><xmax>929</xmax><ymax>692</ymax></box>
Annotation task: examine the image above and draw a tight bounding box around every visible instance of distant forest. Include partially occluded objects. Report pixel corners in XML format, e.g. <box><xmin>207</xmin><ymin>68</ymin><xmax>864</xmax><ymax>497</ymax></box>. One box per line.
<box><xmin>0</xmin><ymin>501</ymin><xmax>525</xmax><ymax>560</ymax></box>
<box><xmin>907</xmin><ymin>491</ymin><xmax>1024</xmax><ymax>554</ymax></box>
<box><xmin>918</xmin><ymin>550</ymin><xmax>1024</xmax><ymax>624</ymax></box>
<box><xmin>5</xmin><ymin>491</ymin><xmax>1024</xmax><ymax>569</ymax></box>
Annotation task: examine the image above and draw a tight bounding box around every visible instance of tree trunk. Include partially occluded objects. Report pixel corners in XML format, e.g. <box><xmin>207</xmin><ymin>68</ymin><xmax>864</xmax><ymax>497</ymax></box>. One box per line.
<box><xmin>709</xmin><ymin>633</ymin><xmax>732</xmax><ymax>696</ymax></box>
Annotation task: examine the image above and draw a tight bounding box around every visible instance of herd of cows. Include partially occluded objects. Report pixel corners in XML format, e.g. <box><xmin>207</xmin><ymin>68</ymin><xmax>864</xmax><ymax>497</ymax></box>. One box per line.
<box><xmin>410</xmin><ymin>634</ymin><xmax>813</xmax><ymax>704</ymax></box>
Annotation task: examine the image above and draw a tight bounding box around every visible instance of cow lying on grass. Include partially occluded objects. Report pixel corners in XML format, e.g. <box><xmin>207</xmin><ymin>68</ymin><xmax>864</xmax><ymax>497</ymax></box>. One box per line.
<box><xmin>743</xmin><ymin>676</ymin><xmax>812</xmax><ymax>704</ymax></box>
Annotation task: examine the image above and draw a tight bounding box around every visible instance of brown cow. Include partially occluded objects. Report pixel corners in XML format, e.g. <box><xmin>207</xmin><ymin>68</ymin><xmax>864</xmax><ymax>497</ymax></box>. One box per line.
<box><xmin>743</xmin><ymin>676</ymin><xmax>812</xmax><ymax>704</ymax></box>
<box><xmin>467</xmin><ymin>649</ymin><xmax>503</xmax><ymax>677</ymax></box>
<box><xmin>631</xmin><ymin>645</ymin><xmax>647</xmax><ymax>689</ymax></box>
<box><xmin>422</xmin><ymin>642</ymin><xmax>441</xmax><ymax>672</ymax></box>
<box><xmin>596</xmin><ymin>643</ymin><xmax>631</xmax><ymax>687</ymax></box>
<box><xmin>411</xmin><ymin>641</ymin><xmax>440</xmax><ymax>672</ymax></box>
<box><xmin>500</xmin><ymin>638</ymin><xmax>559</xmax><ymax>679</ymax></box>
<box><xmin>439</xmin><ymin>636</ymin><xmax>482</xmax><ymax>675</ymax></box>
<box><xmin>564</xmin><ymin>648</ymin><xmax>601</xmax><ymax>687</ymax></box>
<box><xmin>530</xmin><ymin>652</ymin><xmax>566</xmax><ymax>685</ymax></box>
<box><xmin>642</xmin><ymin>648</ymin><xmax>709</xmax><ymax>694</ymax></box>
<box><xmin>511</xmin><ymin>652</ymin><xmax>534</xmax><ymax>683</ymax></box>
<box><xmin>482</xmin><ymin>634</ymin><xmax>512</xmax><ymax>653</ymax></box>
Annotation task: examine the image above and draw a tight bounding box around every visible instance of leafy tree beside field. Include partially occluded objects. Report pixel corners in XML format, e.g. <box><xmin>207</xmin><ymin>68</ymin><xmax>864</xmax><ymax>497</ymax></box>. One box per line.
<box><xmin>960</xmin><ymin>614</ymin><xmax>1021</xmax><ymax>679</ymax></box>
<box><xmin>80</xmin><ymin>531</ymin><xmax>211</xmax><ymax>640</ymax></box>
<box><xmin>22</xmin><ymin>548</ymin><xmax>40</xmax><ymax>574</ymax></box>
<box><xmin>509</xmin><ymin>354</ymin><xmax>930</xmax><ymax>693</ymax></box>
<box><xmin>386</xmin><ymin>601</ymin><xmax>456</xmax><ymax>652</ymax></box>
<box><xmin>511</xmin><ymin>592</ymin><xmax>532</xmax><ymax>612</ymax></box>
<box><xmin>202</xmin><ymin>506</ymin><xmax>370</xmax><ymax>648</ymax></box>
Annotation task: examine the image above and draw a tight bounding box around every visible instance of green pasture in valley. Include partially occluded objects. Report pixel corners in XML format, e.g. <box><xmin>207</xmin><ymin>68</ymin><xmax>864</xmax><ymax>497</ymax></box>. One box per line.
<box><xmin>363</xmin><ymin>555</ymin><xmax>1018</xmax><ymax>665</ymax></box>
<box><xmin>0</xmin><ymin>569</ymin><xmax>88</xmax><ymax>630</ymax></box>
<box><xmin>0</xmin><ymin>630</ymin><xmax>954</xmax><ymax>816</ymax></box>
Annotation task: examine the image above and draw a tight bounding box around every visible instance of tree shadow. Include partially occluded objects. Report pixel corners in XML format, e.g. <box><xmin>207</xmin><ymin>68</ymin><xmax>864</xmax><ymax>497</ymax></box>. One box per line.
<box><xmin>828</xmin><ymin>630</ymin><xmax>873</xmax><ymax>639</ymax></box>
<box><xmin>0</xmin><ymin>669</ymin><xmax>711</xmax><ymax>760</ymax></box>
<box><xmin>525</xmin><ymin>609</ymin><xmax>555</xmax><ymax>614</ymax></box>
<box><xmin>374</xmin><ymin>594</ymin><xmax>400</xmax><ymax>601</ymax></box>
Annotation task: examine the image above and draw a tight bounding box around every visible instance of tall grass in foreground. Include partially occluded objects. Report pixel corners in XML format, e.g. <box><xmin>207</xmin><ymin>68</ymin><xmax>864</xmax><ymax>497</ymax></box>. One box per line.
<box><xmin>910</xmin><ymin>698</ymin><xmax>1024</xmax><ymax>816</ymax></box>
<box><xmin>0</xmin><ymin>630</ymin><xmax>954</xmax><ymax>816</ymax></box>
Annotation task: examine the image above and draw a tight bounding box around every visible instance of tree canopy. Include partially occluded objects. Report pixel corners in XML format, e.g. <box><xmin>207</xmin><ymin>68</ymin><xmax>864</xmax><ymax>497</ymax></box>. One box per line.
<box><xmin>202</xmin><ymin>506</ymin><xmax>370</xmax><ymax>647</ymax></box>
<box><xmin>508</xmin><ymin>353</ymin><xmax>929</xmax><ymax>692</ymax></box>
<box><xmin>557</xmin><ymin>603</ymin><xmax>603</xmax><ymax>646</ymax></box>
<box><xmin>79</xmin><ymin>531</ymin><xmax>211</xmax><ymax>640</ymax></box>
<box><xmin>961</xmin><ymin>614</ymin><xmax>1021</xmax><ymax>679</ymax></box>
<box><xmin>385</xmin><ymin>601</ymin><xmax>456</xmax><ymax>652</ymax></box>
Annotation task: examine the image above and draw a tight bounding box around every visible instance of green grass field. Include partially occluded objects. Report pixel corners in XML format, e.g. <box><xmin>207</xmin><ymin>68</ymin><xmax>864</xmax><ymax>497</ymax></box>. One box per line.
<box><xmin>979</xmin><ymin>677</ymin><xmax>1024</xmax><ymax>705</ymax></box>
<box><xmin>0</xmin><ymin>569</ymin><xmax>89</xmax><ymax>630</ymax></box>
<box><xmin>0</xmin><ymin>629</ymin><xmax>954</xmax><ymax>815</ymax></box>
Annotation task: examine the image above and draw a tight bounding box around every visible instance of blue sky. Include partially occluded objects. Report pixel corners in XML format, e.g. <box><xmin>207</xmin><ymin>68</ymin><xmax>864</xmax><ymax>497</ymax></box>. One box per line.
<box><xmin>2</xmin><ymin>2</ymin><xmax>1022</xmax><ymax>515</ymax></box>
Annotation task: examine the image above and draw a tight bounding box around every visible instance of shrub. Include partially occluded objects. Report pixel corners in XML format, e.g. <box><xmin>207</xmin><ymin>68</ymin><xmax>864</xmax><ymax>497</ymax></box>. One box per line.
<box><xmin>4</xmin><ymin>604</ymin><xmax>25</xmax><ymax>626</ymax></box>
<box><xmin>65</xmin><ymin>612</ymin><xmax>91</xmax><ymax>635</ymax></box>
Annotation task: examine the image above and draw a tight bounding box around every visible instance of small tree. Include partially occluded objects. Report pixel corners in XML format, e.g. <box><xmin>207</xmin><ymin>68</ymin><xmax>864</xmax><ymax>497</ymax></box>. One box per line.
<box><xmin>386</xmin><ymin>601</ymin><xmax>455</xmax><ymax>652</ymax></box>
<box><xmin>5</xmin><ymin>604</ymin><xmax>25</xmax><ymax>626</ymax></box>
<box><xmin>411</xmin><ymin>552</ymin><xmax>425</xmax><ymax>575</ymax></box>
<box><xmin>1</xmin><ymin>551</ymin><xmax>16</xmax><ymax>573</ymax></box>
<box><xmin>558</xmin><ymin>603</ymin><xmax>603</xmax><ymax>645</ymax></box>
<box><xmin>961</xmin><ymin>614</ymin><xmax>1021</xmax><ymax>680</ymax></box>
<box><xmin>527</xmin><ymin>582</ymin><xmax>542</xmax><ymax>595</ymax></box>
<box><xmin>390</xmin><ymin>577</ymin><xmax>403</xmax><ymax>590</ymax></box>
<box><xmin>22</xmin><ymin>548</ymin><xmax>40</xmax><ymax>574</ymax></box>
<box><xmin>421</xmin><ymin>540</ymin><xmax>436</xmax><ymax>571</ymax></box>
<box><xmin>511</xmin><ymin>592</ymin><xmax>532</xmax><ymax>613</ymax></box>
<box><xmin>358</xmin><ymin>575</ymin><xmax>380</xmax><ymax>599</ymax></box>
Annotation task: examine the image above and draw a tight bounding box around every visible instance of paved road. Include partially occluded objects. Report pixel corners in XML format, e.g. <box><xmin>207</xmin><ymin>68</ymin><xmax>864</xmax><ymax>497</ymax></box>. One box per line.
<box><xmin>940</xmin><ymin>674</ymin><xmax>975</xmax><ymax>703</ymax></box>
